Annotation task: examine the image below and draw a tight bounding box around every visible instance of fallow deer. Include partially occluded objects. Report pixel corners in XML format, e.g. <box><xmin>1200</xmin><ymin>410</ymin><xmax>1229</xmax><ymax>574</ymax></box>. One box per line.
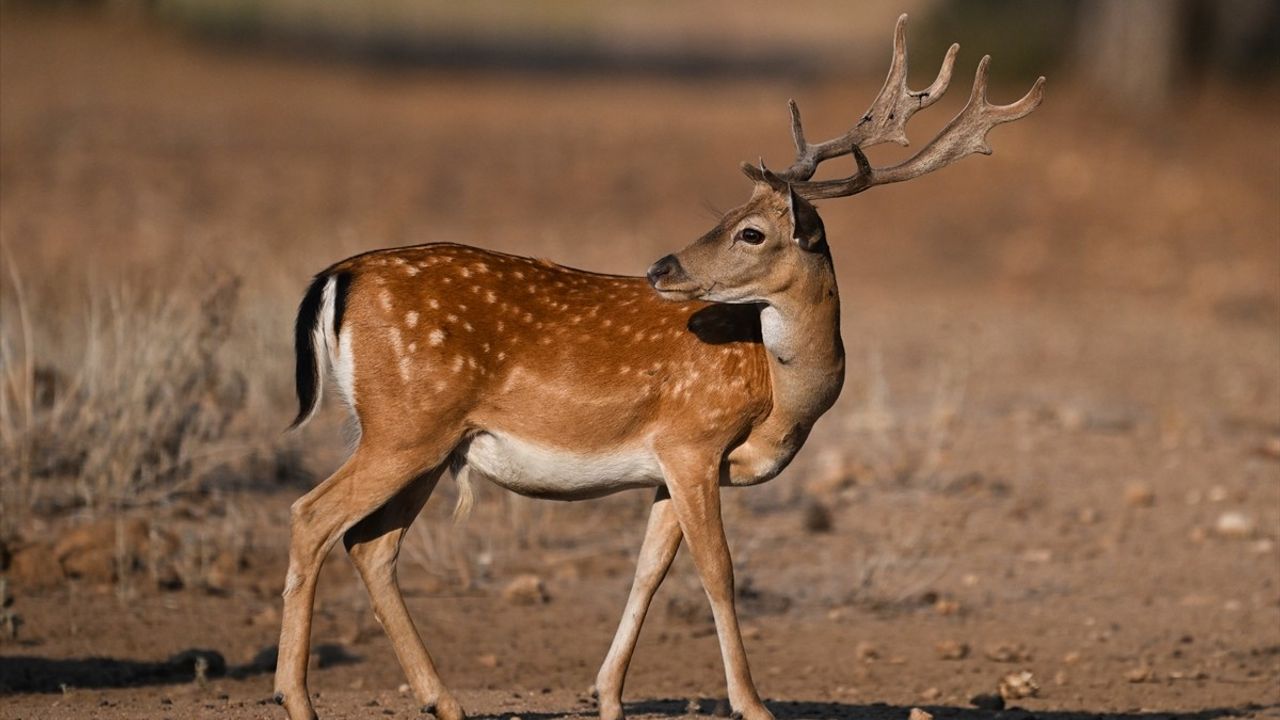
<box><xmin>274</xmin><ymin>15</ymin><xmax>1043</xmax><ymax>720</ymax></box>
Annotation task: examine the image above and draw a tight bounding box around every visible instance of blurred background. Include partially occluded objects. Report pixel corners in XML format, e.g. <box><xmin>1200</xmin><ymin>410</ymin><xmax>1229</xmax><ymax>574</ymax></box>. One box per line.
<box><xmin>1</xmin><ymin>1</ymin><xmax>1278</xmax><ymax>717</ymax></box>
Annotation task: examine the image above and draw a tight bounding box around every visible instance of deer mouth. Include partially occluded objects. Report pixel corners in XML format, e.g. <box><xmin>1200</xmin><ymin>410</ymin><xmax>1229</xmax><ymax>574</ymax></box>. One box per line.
<box><xmin>646</xmin><ymin>254</ymin><xmax>702</xmax><ymax>300</ymax></box>
<box><xmin>653</xmin><ymin>287</ymin><xmax>701</xmax><ymax>302</ymax></box>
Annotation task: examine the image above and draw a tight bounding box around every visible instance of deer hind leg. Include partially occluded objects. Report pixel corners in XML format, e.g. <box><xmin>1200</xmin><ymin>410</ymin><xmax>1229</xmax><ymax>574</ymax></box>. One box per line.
<box><xmin>273</xmin><ymin>440</ymin><xmax>457</xmax><ymax>720</ymax></box>
<box><xmin>342</xmin><ymin>467</ymin><xmax>465</xmax><ymax>720</ymax></box>
<box><xmin>662</xmin><ymin>453</ymin><xmax>773</xmax><ymax>720</ymax></box>
<box><xmin>594</xmin><ymin>488</ymin><xmax>682</xmax><ymax>720</ymax></box>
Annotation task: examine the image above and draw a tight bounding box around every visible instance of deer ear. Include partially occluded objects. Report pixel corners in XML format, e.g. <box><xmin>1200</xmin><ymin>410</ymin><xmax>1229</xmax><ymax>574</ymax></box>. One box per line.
<box><xmin>788</xmin><ymin>184</ymin><xmax>827</xmax><ymax>252</ymax></box>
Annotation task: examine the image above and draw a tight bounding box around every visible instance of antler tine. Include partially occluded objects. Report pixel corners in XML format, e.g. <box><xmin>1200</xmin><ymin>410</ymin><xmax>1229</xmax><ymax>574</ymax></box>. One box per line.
<box><xmin>785</xmin><ymin>56</ymin><xmax>1046</xmax><ymax>201</ymax></box>
<box><xmin>871</xmin><ymin>58</ymin><xmax>1046</xmax><ymax>187</ymax></box>
<box><xmin>775</xmin><ymin>14</ymin><xmax>960</xmax><ymax>182</ymax></box>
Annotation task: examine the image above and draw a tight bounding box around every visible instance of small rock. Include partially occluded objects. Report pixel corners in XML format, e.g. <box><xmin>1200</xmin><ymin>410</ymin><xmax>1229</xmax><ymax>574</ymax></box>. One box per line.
<box><xmin>1022</xmin><ymin>548</ymin><xmax>1053</xmax><ymax>563</ymax></box>
<box><xmin>908</xmin><ymin>708</ymin><xmax>934</xmax><ymax>720</ymax></box>
<box><xmin>919</xmin><ymin>686</ymin><xmax>942</xmax><ymax>701</ymax></box>
<box><xmin>1207</xmin><ymin>485</ymin><xmax>1229</xmax><ymax>502</ymax></box>
<box><xmin>984</xmin><ymin>643</ymin><xmax>1030</xmax><ymax>663</ymax></box>
<box><xmin>970</xmin><ymin>692</ymin><xmax>1005</xmax><ymax>710</ymax></box>
<box><xmin>934</xmin><ymin>598</ymin><xmax>961</xmax><ymax>616</ymax></box>
<box><xmin>502</xmin><ymin>574</ymin><xmax>549</xmax><ymax>605</ymax></box>
<box><xmin>397</xmin><ymin>684</ymin><xmax>410</xmax><ymax>694</ymax></box>
<box><xmin>54</xmin><ymin>518</ymin><xmax>155</xmax><ymax>583</ymax></box>
<box><xmin>936</xmin><ymin>640</ymin><xmax>970</xmax><ymax>660</ymax></box>
<box><xmin>1125</xmin><ymin>666</ymin><xmax>1154</xmax><ymax>683</ymax></box>
<box><xmin>998</xmin><ymin>670</ymin><xmax>1039</xmax><ymax>700</ymax></box>
<box><xmin>476</xmin><ymin>653</ymin><xmax>499</xmax><ymax>669</ymax></box>
<box><xmin>1252</xmin><ymin>538</ymin><xmax>1275</xmax><ymax>554</ymax></box>
<box><xmin>1257</xmin><ymin>436</ymin><xmax>1280</xmax><ymax>461</ymax></box>
<box><xmin>855</xmin><ymin>641</ymin><xmax>880</xmax><ymax>662</ymax></box>
<box><xmin>1214</xmin><ymin>511</ymin><xmax>1255</xmax><ymax>538</ymax></box>
<box><xmin>1124</xmin><ymin>482</ymin><xmax>1155</xmax><ymax>507</ymax></box>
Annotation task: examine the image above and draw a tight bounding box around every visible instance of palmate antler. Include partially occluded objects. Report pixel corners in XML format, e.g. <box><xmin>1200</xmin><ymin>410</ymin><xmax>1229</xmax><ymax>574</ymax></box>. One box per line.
<box><xmin>748</xmin><ymin>14</ymin><xmax>1045</xmax><ymax>200</ymax></box>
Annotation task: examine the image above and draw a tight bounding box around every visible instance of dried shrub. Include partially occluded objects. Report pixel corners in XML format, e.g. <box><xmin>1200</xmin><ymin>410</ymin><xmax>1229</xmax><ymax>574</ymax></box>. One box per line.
<box><xmin>1</xmin><ymin>267</ymin><xmax>249</xmax><ymax>529</ymax></box>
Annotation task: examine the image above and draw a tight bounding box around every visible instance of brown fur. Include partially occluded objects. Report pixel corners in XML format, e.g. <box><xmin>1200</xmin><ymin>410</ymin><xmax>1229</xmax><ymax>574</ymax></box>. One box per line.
<box><xmin>334</xmin><ymin>244</ymin><xmax>772</xmax><ymax>458</ymax></box>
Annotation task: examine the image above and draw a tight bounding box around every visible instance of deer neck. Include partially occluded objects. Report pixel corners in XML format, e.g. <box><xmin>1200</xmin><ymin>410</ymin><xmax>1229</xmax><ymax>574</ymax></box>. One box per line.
<box><xmin>728</xmin><ymin>256</ymin><xmax>845</xmax><ymax>483</ymax></box>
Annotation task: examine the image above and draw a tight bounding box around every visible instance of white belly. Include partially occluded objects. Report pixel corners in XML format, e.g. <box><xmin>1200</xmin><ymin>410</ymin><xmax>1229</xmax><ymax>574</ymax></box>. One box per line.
<box><xmin>461</xmin><ymin>431</ymin><xmax>664</xmax><ymax>500</ymax></box>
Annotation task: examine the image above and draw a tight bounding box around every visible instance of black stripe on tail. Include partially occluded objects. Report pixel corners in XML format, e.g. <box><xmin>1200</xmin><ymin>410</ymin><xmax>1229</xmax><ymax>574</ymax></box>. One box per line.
<box><xmin>288</xmin><ymin>273</ymin><xmax>330</xmax><ymax>430</ymax></box>
<box><xmin>288</xmin><ymin>270</ymin><xmax>354</xmax><ymax>431</ymax></box>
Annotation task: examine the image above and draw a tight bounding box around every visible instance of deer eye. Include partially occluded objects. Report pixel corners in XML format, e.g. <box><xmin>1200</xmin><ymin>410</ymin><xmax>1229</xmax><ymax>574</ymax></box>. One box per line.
<box><xmin>738</xmin><ymin>228</ymin><xmax>765</xmax><ymax>245</ymax></box>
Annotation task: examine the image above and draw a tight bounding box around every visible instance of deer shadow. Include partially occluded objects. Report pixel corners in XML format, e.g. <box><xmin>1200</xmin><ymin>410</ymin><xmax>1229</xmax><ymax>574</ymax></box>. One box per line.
<box><xmin>0</xmin><ymin>643</ymin><xmax>356</xmax><ymax>694</ymax></box>
<box><xmin>470</xmin><ymin>698</ymin><xmax>1272</xmax><ymax>720</ymax></box>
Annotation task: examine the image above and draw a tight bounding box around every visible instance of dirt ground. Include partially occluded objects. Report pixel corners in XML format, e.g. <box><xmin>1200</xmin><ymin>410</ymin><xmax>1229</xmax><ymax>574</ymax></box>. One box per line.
<box><xmin>2</xmin><ymin>11</ymin><xmax>1279</xmax><ymax>720</ymax></box>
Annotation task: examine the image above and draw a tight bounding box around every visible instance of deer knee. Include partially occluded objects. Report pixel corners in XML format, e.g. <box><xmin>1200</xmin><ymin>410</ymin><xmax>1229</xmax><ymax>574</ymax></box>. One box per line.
<box><xmin>281</xmin><ymin>568</ymin><xmax>305</xmax><ymax>598</ymax></box>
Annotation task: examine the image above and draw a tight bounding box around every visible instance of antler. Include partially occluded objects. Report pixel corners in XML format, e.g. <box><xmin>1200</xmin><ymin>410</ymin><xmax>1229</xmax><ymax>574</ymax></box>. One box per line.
<box><xmin>778</xmin><ymin>14</ymin><xmax>958</xmax><ymax>182</ymax></box>
<box><xmin>760</xmin><ymin>14</ymin><xmax>1045</xmax><ymax>200</ymax></box>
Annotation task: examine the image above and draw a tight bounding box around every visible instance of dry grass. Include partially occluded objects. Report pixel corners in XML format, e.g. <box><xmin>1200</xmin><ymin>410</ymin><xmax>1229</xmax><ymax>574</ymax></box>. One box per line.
<box><xmin>0</xmin><ymin>257</ymin><xmax>264</xmax><ymax>535</ymax></box>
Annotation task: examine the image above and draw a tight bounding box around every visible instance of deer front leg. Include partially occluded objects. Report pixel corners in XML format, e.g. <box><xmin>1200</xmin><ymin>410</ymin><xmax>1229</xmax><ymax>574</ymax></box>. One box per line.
<box><xmin>595</xmin><ymin>488</ymin><xmax>683</xmax><ymax>720</ymax></box>
<box><xmin>663</xmin><ymin>454</ymin><xmax>773</xmax><ymax>720</ymax></box>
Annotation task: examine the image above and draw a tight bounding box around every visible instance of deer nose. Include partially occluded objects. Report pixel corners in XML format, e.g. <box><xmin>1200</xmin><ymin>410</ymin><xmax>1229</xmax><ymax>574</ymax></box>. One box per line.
<box><xmin>646</xmin><ymin>255</ymin><xmax>683</xmax><ymax>286</ymax></box>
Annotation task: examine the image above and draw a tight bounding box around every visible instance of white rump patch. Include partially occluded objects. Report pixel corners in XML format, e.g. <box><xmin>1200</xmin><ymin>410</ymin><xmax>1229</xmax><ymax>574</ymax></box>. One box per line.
<box><xmin>332</xmin><ymin>325</ymin><xmax>357</xmax><ymax>408</ymax></box>
<box><xmin>313</xmin><ymin>276</ymin><xmax>357</xmax><ymax>412</ymax></box>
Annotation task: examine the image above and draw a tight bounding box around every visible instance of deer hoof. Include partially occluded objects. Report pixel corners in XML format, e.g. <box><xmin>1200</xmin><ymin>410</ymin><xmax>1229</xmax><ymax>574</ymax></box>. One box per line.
<box><xmin>422</xmin><ymin>697</ymin><xmax>466</xmax><ymax>720</ymax></box>
<box><xmin>273</xmin><ymin>692</ymin><xmax>285</xmax><ymax>705</ymax></box>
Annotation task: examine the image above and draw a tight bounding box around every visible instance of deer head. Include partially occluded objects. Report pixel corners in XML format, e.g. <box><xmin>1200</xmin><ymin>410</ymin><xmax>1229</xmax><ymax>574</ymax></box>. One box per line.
<box><xmin>647</xmin><ymin>178</ymin><xmax>826</xmax><ymax>304</ymax></box>
<box><xmin>648</xmin><ymin>13</ymin><xmax>1045</xmax><ymax>307</ymax></box>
